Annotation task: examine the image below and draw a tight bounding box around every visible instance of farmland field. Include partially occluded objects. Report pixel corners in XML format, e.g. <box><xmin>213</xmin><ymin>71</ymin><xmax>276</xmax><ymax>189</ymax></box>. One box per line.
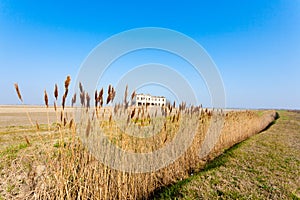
<box><xmin>0</xmin><ymin>105</ymin><xmax>291</xmax><ymax>199</ymax></box>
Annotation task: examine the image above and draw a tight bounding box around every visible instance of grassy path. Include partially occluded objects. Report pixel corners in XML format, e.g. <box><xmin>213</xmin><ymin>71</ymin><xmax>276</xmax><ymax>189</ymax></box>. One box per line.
<box><xmin>155</xmin><ymin>110</ymin><xmax>300</xmax><ymax>199</ymax></box>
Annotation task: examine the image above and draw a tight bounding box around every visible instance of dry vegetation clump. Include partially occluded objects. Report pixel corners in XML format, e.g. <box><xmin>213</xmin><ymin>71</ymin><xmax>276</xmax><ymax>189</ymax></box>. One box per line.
<box><xmin>0</xmin><ymin>76</ymin><xmax>277</xmax><ymax>199</ymax></box>
<box><xmin>155</xmin><ymin>110</ymin><xmax>299</xmax><ymax>199</ymax></box>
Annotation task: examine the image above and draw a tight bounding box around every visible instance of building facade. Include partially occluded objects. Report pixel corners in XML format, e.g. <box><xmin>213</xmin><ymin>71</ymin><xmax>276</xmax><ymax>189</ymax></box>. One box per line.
<box><xmin>134</xmin><ymin>94</ymin><xmax>166</xmax><ymax>107</ymax></box>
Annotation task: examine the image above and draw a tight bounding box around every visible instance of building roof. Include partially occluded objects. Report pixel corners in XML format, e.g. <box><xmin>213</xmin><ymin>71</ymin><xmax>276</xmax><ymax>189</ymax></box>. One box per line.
<box><xmin>136</xmin><ymin>93</ymin><xmax>165</xmax><ymax>98</ymax></box>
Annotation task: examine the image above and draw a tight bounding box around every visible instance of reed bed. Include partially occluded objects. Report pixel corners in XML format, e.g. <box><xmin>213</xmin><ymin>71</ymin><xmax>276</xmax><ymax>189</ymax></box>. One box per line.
<box><xmin>0</xmin><ymin>76</ymin><xmax>277</xmax><ymax>199</ymax></box>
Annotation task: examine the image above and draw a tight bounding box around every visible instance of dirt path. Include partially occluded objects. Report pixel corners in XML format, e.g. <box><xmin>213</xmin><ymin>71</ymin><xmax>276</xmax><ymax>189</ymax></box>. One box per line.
<box><xmin>155</xmin><ymin>110</ymin><xmax>300</xmax><ymax>199</ymax></box>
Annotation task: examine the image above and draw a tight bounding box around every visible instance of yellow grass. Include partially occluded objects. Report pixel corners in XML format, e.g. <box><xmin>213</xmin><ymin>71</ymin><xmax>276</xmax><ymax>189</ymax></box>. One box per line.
<box><xmin>0</xmin><ymin>77</ymin><xmax>277</xmax><ymax>199</ymax></box>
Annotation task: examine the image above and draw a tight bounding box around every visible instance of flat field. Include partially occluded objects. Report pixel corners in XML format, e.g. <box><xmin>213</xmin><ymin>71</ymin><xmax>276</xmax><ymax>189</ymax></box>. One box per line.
<box><xmin>0</xmin><ymin>105</ymin><xmax>70</xmax><ymax>150</ymax></box>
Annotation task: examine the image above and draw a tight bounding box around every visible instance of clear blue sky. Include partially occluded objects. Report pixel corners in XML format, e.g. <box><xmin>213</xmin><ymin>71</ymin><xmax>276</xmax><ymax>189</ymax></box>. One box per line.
<box><xmin>0</xmin><ymin>0</ymin><xmax>299</xmax><ymax>109</ymax></box>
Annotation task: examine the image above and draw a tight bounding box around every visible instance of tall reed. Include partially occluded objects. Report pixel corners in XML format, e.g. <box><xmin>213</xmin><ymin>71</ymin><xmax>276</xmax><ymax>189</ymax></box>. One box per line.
<box><xmin>8</xmin><ymin>76</ymin><xmax>277</xmax><ymax>199</ymax></box>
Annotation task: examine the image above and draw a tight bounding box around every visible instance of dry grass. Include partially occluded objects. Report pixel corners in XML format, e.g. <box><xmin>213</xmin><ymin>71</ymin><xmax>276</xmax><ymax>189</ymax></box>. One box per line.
<box><xmin>154</xmin><ymin>110</ymin><xmax>300</xmax><ymax>199</ymax></box>
<box><xmin>0</xmin><ymin>76</ymin><xmax>278</xmax><ymax>199</ymax></box>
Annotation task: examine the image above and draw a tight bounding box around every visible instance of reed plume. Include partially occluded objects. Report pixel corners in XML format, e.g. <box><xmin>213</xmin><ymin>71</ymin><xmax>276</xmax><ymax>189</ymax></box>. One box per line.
<box><xmin>124</xmin><ymin>84</ymin><xmax>128</xmax><ymax>105</ymax></box>
<box><xmin>64</xmin><ymin>118</ymin><xmax>67</xmax><ymax>127</ymax></box>
<box><xmin>14</xmin><ymin>83</ymin><xmax>23</xmax><ymax>102</ymax></box>
<box><xmin>69</xmin><ymin>119</ymin><xmax>73</xmax><ymax>129</ymax></box>
<box><xmin>98</xmin><ymin>88</ymin><xmax>104</xmax><ymax>107</ymax></box>
<box><xmin>80</xmin><ymin>92</ymin><xmax>85</xmax><ymax>106</ymax></box>
<box><xmin>8</xmin><ymin>78</ymin><xmax>279</xmax><ymax>200</ymax></box>
<box><xmin>79</xmin><ymin>82</ymin><xmax>83</xmax><ymax>93</ymax></box>
<box><xmin>44</xmin><ymin>90</ymin><xmax>49</xmax><ymax>108</ymax></box>
<box><xmin>24</xmin><ymin>135</ymin><xmax>30</xmax><ymax>146</ymax></box>
<box><xmin>54</xmin><ymin>84</ymin><xmax>58</xmax><ymax>100</ymax></box>
<box><xmin>106</xmin><ymin>94</ymin><xmax>111</xmax><ymax>105</ymax></box>
<box><xmin>106</xmin><ymin>85</ymin><xmax>112</xmax><ymax>104</ymax></box>
<box><xmin>131</xmin><ymin>108</ymin><xmax>135</xmax><ymax>119</ymax></box>
<box><xmin>131</xmin><ymin>90</ymin><xmax>136</xmax><ymax>101</ymax></box>
<box><xmin>99</xmin><ymin>88</ymin><xmax>103</xmax><ymax>99</ymax></box>
<box><xmin>95</xmin><ymin>90</ymin><xmax>98</xmax><ymax>107</ymax></box>
<box><xmin>109</xmin><ymin>114</ymin><xmax>112</xmax><ymax>123</ymax></box>
<box><xmin>71</xmin><ymin>93</ymin><xmax>76</xmax><ymax>107</ymax></box>
<box><xmin>111</xmin><ymin>86</ymin><xmax>116</xmax><ymax>102</ymax></box>
<box><xmin>86</xmin><ymin>93</ymin><xmax>90</xmax><ymax>108</ymax></box>
<box><xmin>60</xmin><ymin>110</ymin><xmax>63</xmax><ymax>122</ymax></box>
<box><xmin>108</xmin><ymin>85</ymin><xmax>111</xmax><ymax>95</ymax></box>
<box><xmin>65</xmin><ymin>75</ymin><xmax>71</xmax><ymax>90</ymax></box>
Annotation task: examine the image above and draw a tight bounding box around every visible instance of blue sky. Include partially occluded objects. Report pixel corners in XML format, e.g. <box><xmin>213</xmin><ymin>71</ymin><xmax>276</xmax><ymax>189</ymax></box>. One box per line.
<box><xmin>0</xmin><ymin>0</ymin><xmax>299</xmax><ymax>109</ymax></box>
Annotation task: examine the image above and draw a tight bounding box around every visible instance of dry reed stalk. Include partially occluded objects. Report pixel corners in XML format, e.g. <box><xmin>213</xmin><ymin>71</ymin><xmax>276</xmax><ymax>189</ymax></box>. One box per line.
<box><xmin>127</xmin><ymin>114</ymin><xmax>130</xmax><ymax>124</ymax></box>
<box><xmin>36</xmin><ymin>120</ymin><xmax>40</xmax><ymax>130</ymax></box>
<box><xmin>60</xmin><ymin>110</ymin><xmax>63</xmax><ymax>123</ymax></box>
<box><xmin>65</xmin><ymin>75</ymin><xmax>71</xmax><ymax>90</ymax></box>
<box><xmin>80</xmin><ymin>92</ymin><xmax>85</xmax><ymax>106</ymax></box>
<box><xmin>71</xmin><ymin>93</ymin><xmax>76</xmax><ymax>107</ymax></box>
<box><xmin>63</xmin><ymin>117</ymin><xmax>67</xmax><ymax>127</ymax></box>
<box><xmin>62</xmin><ymin>78</ymin><xmax>69</xmax><ymax>110</ymax></box>
<box><xmin>131</xmin><ymin>90</ymin><xmax>136</xmax><ymax>101</ymax></box>
<box><xmin>106</xmin><ymin>92</ymin><xmax>111</xmax><ymax>105</ymax></box>
<box><xmin>79</xmin><ymin>82</ymin><xmax>83</xmax><ymax>93</ymax></box>
<box><xmin>95</xmin><ymin>90</ymin><xmax>98</xmax><ymax>108</ymax></box>
<box><xmin>69</xmin><ymin>119</ymin><xmax>73</xmax><ymax>129</ymax></box>
<box><xmin>10</xmin><ymin>79</ymin><xmax>278</xmax><ymax>200</ymax></box>
<box><xmin>114</xmin><ymin>104</ymin><xmax>118</xmax><ymax>114</ymax></box>
<box><xmin>111</xmin><ymin>86</ymin><xmax>116</xmax><ymax>102</ymax></box>
<box><xmin>86</xmin><ymin>93</ymin><xmax>90</xmax><ymax>108</ymax></box>
<box><xmin>97</xmin><ymin>88</ymin><xmax>104</xmax><ymax>108</ymax></box>
<box><xmin>172</xmin><ymin>115</ymin><xmax>176</xmax><ymax>123</ymax></box>
<box><xmin>43</xmin><ymin>90</ymin><xmax>51</xmax><ymax>131</ymax></box>
<box><xmin>131</xmin><ymin>108</ymin><xmax>135</xmax><ymax>119</ymax></box>
<box><xmin>14</xmin><ymin>83</ymin><xmax>23</xmax><ymax>102</ymax></box>
<box><xmin>62</xmin><ymin>94</ymin><xmax>66</xmax><ymax>110</ymax></box>
<box><xmin>53</xmin><ymin>84</ymin><xmax>61</xmax><ymax>130</ymax></box>
<box><xmin>54</xmin><ymin>84</ymin><xmax>58</xmax><ymax>100</ymax></box>
<box><xmin>24</xmin><ymin>135</ymin><xmax>30</xmax><ymax>146</ymax></box>
<box><xmin>106</xmin><ymin>85</ymin><xmax>116</xmax><ymax>104</ymax></box>
<box><xmin>86</xmin><ymin>118</ymin><xmax>91</xmax><ymax>137</ymax></box>
<box><xmin>108</xmin><ymin>84</ymin><xmax>111</xmax><ymax>95</ymax></box>
<box><xmin>124</xmin><ymin>84</ymin><xmax>128</xmax><ymax>105</ymax></box>
<box><xmin>99</xmin><ymin>88</ymin><xmax>103</xmax><ymax>98</ymax></box>
<box><xmin>13</xmin><ymin>83</ymin><xmax>35</xmax><ymax>127</ymax></box>
<box><xmin>109</xmin><ymin>114</ymin><xmax>112</xmax><ymax>123</ymax></box>
<box><xmin>64</xmin><ymin>88</ymin><xmax>69</xmax><ymax>99</ymax></box>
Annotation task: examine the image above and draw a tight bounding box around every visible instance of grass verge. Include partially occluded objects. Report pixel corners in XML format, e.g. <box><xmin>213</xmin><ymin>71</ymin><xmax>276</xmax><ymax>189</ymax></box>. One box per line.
<box><xmin>154</xmin><ymin>110</ymin><xmax>300</xmax><ymax>199</ymax></box>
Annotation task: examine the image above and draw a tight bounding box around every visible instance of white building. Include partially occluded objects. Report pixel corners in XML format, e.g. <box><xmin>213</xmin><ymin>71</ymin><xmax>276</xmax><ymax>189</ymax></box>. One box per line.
<box><xmin>134</xmin><ymin>94</ymin><xmax>166</xmax><ymax>107</ymax></box>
